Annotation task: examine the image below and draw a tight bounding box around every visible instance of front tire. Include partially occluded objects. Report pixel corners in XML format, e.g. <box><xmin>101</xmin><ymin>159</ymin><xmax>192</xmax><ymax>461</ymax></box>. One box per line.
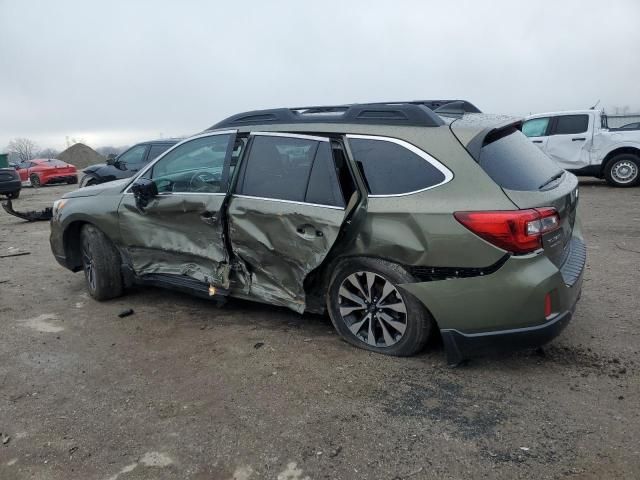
<box><xmin>603</xmin><ymin>154</ymin><xmax>640</xmax><ymax>187</ymax></box>
<box><xmin>327</xmin><ymin>257</ymin><xmax>433</xmax><ymax>356</ymax></box>
<box><xmin>80</xmin><ymin>224</ymin><xmax>123</xmax><ymax>300</ymax></box>
<box><xmin>80</xmin><ymin>175</ymin><xmax>99</xmax><ymax>187</ymax></box>
<box><xmin>30</xmin><ymin>174</ymin><xmax>41</xmax><ymax>188</ymax></box>
<box><xmin>7</xmin><ymin>190</ymin><xmax>20</xmax><ymax>199</ymax></box>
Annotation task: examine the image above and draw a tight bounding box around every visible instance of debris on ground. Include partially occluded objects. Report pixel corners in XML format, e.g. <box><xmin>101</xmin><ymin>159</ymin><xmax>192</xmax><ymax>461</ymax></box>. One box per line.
<box><xmin>1</xmin><ymin>198</ymin><xmax>53</xmax><ymax>222</ymax></box>
<box><xmin>2</xmin><ymin>434</ymin><xmax>10</xmax><ymax>445</ymax></box>
<box><xmin>118</xmin><ymin>309</ymin><xmax>135</xmax><ymax>318</ymax></box>
<box><xmin>254</xmin><ymin>342</ymin><xmax>265</xmax><ymax>349</ymax></box>
<box><xmin>0</xmin><ymin>251</ymin><xmax>30</xmax><ymax>259</ymax></box>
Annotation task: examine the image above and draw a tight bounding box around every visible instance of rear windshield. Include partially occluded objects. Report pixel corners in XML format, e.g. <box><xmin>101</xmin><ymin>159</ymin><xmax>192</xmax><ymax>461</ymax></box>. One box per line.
<box><xmin>478</xmin><ymin>127</ymin><xmax>563</xmax><ymax>191</ymax></box>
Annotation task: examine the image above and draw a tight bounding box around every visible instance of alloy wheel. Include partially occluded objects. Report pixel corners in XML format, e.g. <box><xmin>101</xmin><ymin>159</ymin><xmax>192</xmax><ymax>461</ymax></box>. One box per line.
<box><xmin>337</xmin><ymin>271</ymin><xmax>408</xmax><ymax>348</ymax></box>
<box><xmin>611</xmin><ymin>160</ymin><xmax>638</xmax><ymax>185</ymax></box>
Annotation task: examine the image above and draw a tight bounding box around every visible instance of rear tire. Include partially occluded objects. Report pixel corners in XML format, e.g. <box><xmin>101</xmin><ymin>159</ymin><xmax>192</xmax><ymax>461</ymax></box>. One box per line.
<box><xmin>30</xmin><ymin>174</ymin><xmax>41</xmax><ymax>188</ymax></box>
<box><xmin>326</xmin><ymin>257</ymin><xmax>433</xmax><ymax>357</ymax></box>
<box><xmin>80</xmin><ymin>224</ymin><xmax>123</xmax><ymax>301</ymax></box>
<box><xmin>7</xmin><ymin>190</ymin><xmax>20</xmax><ymax>199</ymax></box>
<box><xmin>603</xmin><ymin>154</ymin><xmax>640</xmax><ymax>187</ymax></box>
<box><xmin>67</xmin><ymin>176</ymin><xmax>78</xmax><ymax>185</ymax></box>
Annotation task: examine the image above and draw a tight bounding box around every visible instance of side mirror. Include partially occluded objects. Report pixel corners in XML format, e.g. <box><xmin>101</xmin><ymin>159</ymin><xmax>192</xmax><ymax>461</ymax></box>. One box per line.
<box><xmin>130</xmin><ymin>178</ymin><xmax>157</xmax><ymax>210</ymax></box>
<box><xmin>106</xmin><ymin>154</ymin><xmax>117</xmax><ymax>165</ymax></box>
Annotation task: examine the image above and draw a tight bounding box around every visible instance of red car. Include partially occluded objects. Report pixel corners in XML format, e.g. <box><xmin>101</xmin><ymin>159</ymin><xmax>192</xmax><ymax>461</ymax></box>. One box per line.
<box><xmin>16</xmin><ymin>159</ymin><xmax>78</xmax><ymax>187</ymax></box>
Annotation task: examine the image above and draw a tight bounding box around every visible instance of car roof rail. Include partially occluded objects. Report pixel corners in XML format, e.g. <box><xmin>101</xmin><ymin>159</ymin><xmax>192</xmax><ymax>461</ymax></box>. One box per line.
<box><xmin>209</xmin><ymin>100</ymin><xmax>481</xmax><ymax>129</ymax></box>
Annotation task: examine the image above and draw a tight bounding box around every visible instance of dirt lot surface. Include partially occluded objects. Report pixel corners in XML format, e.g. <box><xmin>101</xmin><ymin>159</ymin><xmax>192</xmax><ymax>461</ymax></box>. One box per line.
<box><xmin>0</xmin><ymin>181</ymin><xmax>639</xmax><ymax>480</ymax></box>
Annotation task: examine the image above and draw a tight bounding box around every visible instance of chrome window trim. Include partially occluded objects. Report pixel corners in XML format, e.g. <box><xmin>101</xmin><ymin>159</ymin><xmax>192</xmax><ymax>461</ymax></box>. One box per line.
<box><xmin>250</xmin><ymin>131</ymin><xmax>330</xmax><ymax>142</ymax></box>
<box><xmin>123</xmin><ymin>130</ymin><xmax>237</xmax><ymax>194</ymax></box>
<box><xmin>122</xmin><ymin>191</ymin><xmax>226</xmax><ymax>197</ymax></box>
<box><xmin>346</xmin><ymin>134</ymin><xmax>454</xmax><ymax>198</ymax></box>
<box><xmin>233</xmin><ymin>194</ymin><xmax>345</xmax><ymax>211</ymax></box>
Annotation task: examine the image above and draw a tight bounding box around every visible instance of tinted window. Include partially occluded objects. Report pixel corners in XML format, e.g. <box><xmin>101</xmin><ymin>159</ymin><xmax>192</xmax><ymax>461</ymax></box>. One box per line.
<box><xmin>522</xmin><ymin>117</ymin><xmax>550</xmax><ymax>137</ymax></box>
<box><xmin>305</xmin><ymin>142</ymin><xmax>344</xmax><ymax>207</ymax></box>
<box><xmin>553</xmin><ymin>115</ymin><xmax>588</xmax><ymax>135</ymax></box>
<box><xmin>151</xmin><ymin>134</ymin><xmax>231</xmax><ymax>193</ymax></box>
<box><xmin>148</xmin><ymin>144</ymin><xmax>172</xmax><ymax>160</ymax></box>
<box><xmin>118</xmin><ymin>144</ymin><xmax>148</xmax><ymax>167</ymax></box>
<box><xmin>348</xmin><ymin>138</ymin><xmax>445</xmax><ymax>195</ymax></box>
<box><xmin>240</xmin><ymin>136</ymin><xmax>317</xmax><ymax>202</ymax></box>
<box><xmin>479</xmin><ymin>128</ymin><xmax>563</xmax><ymax>191</ymax></box>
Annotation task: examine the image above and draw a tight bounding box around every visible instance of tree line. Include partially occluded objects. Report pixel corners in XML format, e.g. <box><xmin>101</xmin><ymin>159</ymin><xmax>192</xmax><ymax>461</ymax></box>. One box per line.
<box><xmin>3</xmin><ymin>137</ymin><xmax>127</xmax><ymax>163</ymax></box>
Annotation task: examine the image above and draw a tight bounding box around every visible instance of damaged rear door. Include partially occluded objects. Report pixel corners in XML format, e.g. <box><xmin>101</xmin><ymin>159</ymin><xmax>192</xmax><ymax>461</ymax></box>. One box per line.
<box><xmin>228</xmin><ymin>132</ymin><xmax>349</xmax><ymax>312</ymax></box>
<box><xmin>118</xmin><ymin>131</ymin><xmax>238</xmax><ymax>286</ymax></box>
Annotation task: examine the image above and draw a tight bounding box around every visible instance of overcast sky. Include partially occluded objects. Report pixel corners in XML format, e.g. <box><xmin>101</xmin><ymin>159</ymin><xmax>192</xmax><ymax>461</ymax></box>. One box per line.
<box><xmin>1</xmin><ymin>0</ymin><xmax>639</xmax><ymax>151</ymax></box>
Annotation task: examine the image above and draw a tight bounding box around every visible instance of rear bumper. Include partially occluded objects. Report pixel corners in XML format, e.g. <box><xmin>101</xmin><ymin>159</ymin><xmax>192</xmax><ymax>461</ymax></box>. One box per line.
<box><xmin>43</xmin><ymin>174</ymin><xmax>77</xmax><ymax>185</ymax></box>
<box><xmin>400</xmin><ymin>236</ymin><xmax>586</xmax><ymax>365</ymax></box>
<box><xmin>440</xmin><ymin>300</ymin><xmax>576</xmax><ymax>365</ymax></box>
<box><xmin>0</xmin><ymin>179</ymin><xmax>21</xmax><ymax>194</ymax></box>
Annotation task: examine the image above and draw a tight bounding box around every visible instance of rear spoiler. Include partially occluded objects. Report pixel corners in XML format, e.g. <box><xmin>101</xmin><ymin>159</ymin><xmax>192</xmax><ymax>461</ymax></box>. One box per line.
<box><xmin>453</xmin><ymin>117</ymin><xmax>524</xmax><ymax>160</ymax></box>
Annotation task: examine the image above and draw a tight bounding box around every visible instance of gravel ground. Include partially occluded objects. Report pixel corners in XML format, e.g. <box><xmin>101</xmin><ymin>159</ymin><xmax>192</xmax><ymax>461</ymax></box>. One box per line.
<box><xmin>0</xmin><ymin>180</ymin><xmax>639</xmax><ymax>480</ymax></box>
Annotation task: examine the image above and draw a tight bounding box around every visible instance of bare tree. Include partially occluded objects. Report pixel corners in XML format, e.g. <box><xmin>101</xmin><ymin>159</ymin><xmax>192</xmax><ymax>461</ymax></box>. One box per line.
<box><xmin>7</xmin><ymin>138</ymin><xmax>38</xmax><ymax>163</ymax></box>
<box><xmin>38</xmin><ymin>147</ymin><xmax>60</xmax><ymax>159</ymax></box>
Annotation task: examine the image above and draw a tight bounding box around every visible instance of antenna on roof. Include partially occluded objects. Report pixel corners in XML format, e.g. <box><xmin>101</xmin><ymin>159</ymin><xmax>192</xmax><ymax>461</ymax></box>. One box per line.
<box><xmin>589</xmin><ymin>100</ymin><xmax>600</xmax><ymax>110</ymax></box>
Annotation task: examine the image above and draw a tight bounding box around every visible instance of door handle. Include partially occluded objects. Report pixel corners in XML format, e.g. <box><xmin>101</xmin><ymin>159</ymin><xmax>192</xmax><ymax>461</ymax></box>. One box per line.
<box><xmin>296</xmin><ymin>225</ymin><xmax>323</xmax><ymax>239</ymax></box>
<box><xmin>572</xmin><ymin>138</ymin><xmax>586</xmax><ymax>141</ymax></box>
<box><xmin>532</xmin><ymin>140</ymin><xmax>543</xmax><ymax>144</ymax></box>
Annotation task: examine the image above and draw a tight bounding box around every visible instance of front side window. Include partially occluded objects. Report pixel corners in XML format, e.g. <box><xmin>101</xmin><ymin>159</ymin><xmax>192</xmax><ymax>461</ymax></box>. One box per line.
<box><xmin>553</xmin><ymin>115</ymin><xmax>589</xmax><ymax>135</ymax></box>
<box><xmin>348</xmin><ymin>137</ymin><xmax>447</xmax><ymax>195</ymax></box>
<box><xmin>150</xmin><ymin>134</ymin><xmax>232</xmax><ymax>193</ymax></box>
<box><xmin>522</xmin><ymin>117</ymin><xmax>550</xmax><ymax>137</ymax></box>
<box><xmin>118</xmin><ymin>144</ymin><xmax>148</xmax><ymax>167</ymax></box>
<box><xmin>239</xmin><ymin>135</ymin><xmax>318</xmax><ymax>202</ymax></box>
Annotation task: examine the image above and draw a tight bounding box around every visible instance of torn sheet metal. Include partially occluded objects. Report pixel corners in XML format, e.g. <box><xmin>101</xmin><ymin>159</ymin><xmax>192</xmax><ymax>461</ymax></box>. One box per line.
<box><xmin>227</xmin><ymin>196</ymin><xmax>345</xmax><ymax>312</ymax></box>
<box><xmin>1</xmin><ymin>198</ymin><xmax>53</xmax><ymax>222</ymax></box>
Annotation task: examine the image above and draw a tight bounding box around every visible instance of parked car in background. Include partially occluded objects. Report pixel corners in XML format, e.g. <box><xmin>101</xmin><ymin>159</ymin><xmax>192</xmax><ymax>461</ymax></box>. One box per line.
<box><xmin>80</xmin><ymin>139</ymin><xmax>181</xmax><ymax>187</ymax></box>
<box><xmin>0</xmin><ymin>166</ymin><xmax>21</xmax><ymax>198</ymax></box>
<box><xmin>50</xmin><ymin>101</ymin><xmax>585</xmax><ymax>364</ymax></box>
<box><xmin>522</xmin><ymin>110</ymin><xmax>640</xmax><ymax>187</ymax></box>
<box><xmin>16</xmin><ymin>159</ymin><xmax>78</xmax><ymax>187</ymax></box>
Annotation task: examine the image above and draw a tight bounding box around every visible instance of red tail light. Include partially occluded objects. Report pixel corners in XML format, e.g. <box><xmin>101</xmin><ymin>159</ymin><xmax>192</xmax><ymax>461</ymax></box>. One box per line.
<box><xmin>454</xmin><ymin>208</ymin><xmax>560</xmax><ymax>254</ymax></box>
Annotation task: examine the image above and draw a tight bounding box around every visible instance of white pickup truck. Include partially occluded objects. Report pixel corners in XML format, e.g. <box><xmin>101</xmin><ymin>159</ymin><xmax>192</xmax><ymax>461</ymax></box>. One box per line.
<box><xmin>523</xmin><ymin>110</ymin><xmax>640</xmax><ymax>187</ymax></box>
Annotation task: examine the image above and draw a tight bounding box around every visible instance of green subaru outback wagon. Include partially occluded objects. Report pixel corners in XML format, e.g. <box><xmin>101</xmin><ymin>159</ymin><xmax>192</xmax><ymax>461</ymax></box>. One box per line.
<box><xmin>50</xmin><ymin>100</ymin><xmax>585</xmax><ymax>364</ymax></box>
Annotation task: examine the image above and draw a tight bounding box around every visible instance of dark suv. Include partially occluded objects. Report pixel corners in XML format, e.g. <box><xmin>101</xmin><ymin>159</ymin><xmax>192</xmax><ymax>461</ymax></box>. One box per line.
<box><xmin>79</xmin><ymin>139</ymin><xmax>181</xmax><ymax>187</ymax></box>
<box><xmin>50</xmin><ymin>101</ymin><xmax>585</xmax><ymax>364</ymax></box>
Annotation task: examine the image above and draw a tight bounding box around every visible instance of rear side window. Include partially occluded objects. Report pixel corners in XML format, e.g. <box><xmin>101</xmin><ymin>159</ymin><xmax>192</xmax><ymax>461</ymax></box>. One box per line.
<box><xmin>522</xmin><ymin>117</ymin><xmax>550</xmax><ymax>137</ymax></box>
<box><xmin>479</xmin><ymin>128</ymin><xmax>563</xmax><ymax>191</ymax></box>
<box><xmin>348</xmin><ymin>137</ymin><xmax>447</xmax><ymax>195</ymax></box>
<box><xmin>553</xmin><ymin>115</ymin><xmax>589</xmax><ymax>135</ymax></box>
<box><xmin>305</xmin><ymin>142</ymin><xmax>344</xmax><ymax>207</ymax></box>
<box><xmin>148</xmin><ymin>144</ymin><xmax>172</xmax><ymax>160</ymax></box>
<box><xmin>240</xmin><ymin>136</ymin><xmax>317</xmax><ymax>202</ymax></box>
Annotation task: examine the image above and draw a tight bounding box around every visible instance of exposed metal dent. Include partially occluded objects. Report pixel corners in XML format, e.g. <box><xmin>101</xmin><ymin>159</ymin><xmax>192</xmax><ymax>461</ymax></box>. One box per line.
<box><xmin>227</xmin><ymin>196</ymin><xmax>345</xmax><ymax>313</ymax></box>
<box><xmin>1</xmin><ymin>198</ymin><xmax>53</xmax><ymax>222</ymax></box>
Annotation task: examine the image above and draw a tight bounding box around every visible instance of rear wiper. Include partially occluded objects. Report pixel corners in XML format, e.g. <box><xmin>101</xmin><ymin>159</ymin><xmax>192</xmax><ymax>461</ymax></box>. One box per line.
<box><xmin>539</xmin><ymin>171</ymin><xmax>564</xmax><ymax>190</ymax></box>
